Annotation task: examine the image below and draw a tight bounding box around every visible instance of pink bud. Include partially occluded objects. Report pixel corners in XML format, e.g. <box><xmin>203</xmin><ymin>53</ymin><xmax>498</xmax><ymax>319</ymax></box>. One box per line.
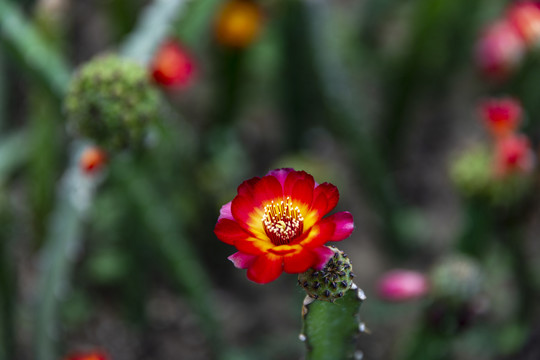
<box><xmin>507</xmin><ymin>2</ymin><xmax>540</xmax><ymax>48</ymax></box>
<box><xmin>475</xmin><ymin>20</ymin><xmax>525</xmax><ymax>80</ymax></box>
<box><xmin>377</xmin><ymin>270</ymin><xmax>429</xmax><ymax>302</ymax></box>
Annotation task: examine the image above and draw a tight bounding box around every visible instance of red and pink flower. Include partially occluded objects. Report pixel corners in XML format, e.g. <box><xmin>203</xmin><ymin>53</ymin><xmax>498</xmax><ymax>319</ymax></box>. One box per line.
<box><xmin>214</xmin><ymin>168</ymin><xmax>354</xmax><ymax>284</ymax></box>
<box><xmin>479</xmin><ymin>97</ymin><xmax>522</xmax><ymax>138</ymax></box>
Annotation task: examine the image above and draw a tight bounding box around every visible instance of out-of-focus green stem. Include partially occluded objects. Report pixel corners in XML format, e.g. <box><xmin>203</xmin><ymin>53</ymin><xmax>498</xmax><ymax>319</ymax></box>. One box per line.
<box><xmin>277</xmin><ymin>0</ymin><xmax>325</xmax><ymax>151</ymax></box>
<box><xmin>112</xmin><ymin>157</ymin><xmax>227</xmax><ymax>359</ymax></box>
<box><xmin>456</xmin><ymin>200</ymin><xmax>493</xmax><ymax>258</ymax></box>
<box><xmin>400</xmin><ymin>320</ymin><xmax>452</xmax><ymax>360</ymax></box>
<box><xmin>120</xmin><ymin>0</ymin><xmax>192</xmax><ymax>65</ymax></box>
<box><xmin>0</xmin><ymin>0</ymin><xmax>71</xmax><ymax>97</ymax></box>
<box><xmin>35</xmin><ymin>145</ymin><xmax>99</xmax><ymax>360</ymax></box>
<box><xmin>176</xmin><ymin>0</ymin><xmax>221</xmax><ymax>48</ymax></box>
<box><xmin>306</xmin><ymin>0</ymin><xmax>411</xmax><ymax>256</ymax></box>
<box><xmin>0</xmin><ymin>195</ymin><xmax>14</xmax><ymax>360</ymax></box>
<box><xmin>213</xmin><ymin>47</ymin><xmax>247</xmax><ymax>126</ymax></box>
<box><xmin>380</xmin><ymin>0</ymin><xmax>483</xmax><ymax>163</ymax></box>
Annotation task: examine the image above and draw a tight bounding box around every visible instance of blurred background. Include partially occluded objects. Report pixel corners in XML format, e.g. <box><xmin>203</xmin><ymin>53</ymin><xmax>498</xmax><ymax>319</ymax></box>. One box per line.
<box><xmin>1</xmin><ymin>0</ymin><xmax>540</xmax><ymax>359</ymax></box>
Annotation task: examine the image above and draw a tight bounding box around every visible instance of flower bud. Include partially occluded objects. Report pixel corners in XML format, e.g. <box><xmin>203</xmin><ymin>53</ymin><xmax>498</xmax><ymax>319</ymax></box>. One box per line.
<box><xmin>64</xmin><ymin>55</ymin><xmax>160</xmax><ymax>151</ymax></box>
<box><xmin>507</xmin><ymin>2</ymin><xmax>540</xmax><ymax>48</ymax></box>
<box><xmin>79</xmin><ymin>146</ymin><xmax>107</xmax><ymax>174</ymax></box>
<box><xmin>429</xmin><ymin>255</ymin><xmax>483</xmax><ymax>305</ymax></box>
<box><xmin>450</xmin><ymin>144</ymin><xmax>493</xmax><ymax>200</ymax></box>
<box><xmin>376</xmin><ymin>269</ymin><xmax>428</xmax><ymax>302</ymax></box>
<box><xmin>214</xmin><ymin>0</ymin><xmax>263</xmax><ymax>48</ymax></box>
<box><xmin>479</xmin><ymin>97</ymin><xmax>522</xmax><ymax>138</ymax></box>
<box><xmin>150</xmin><ymin>39</ymin><xmax>195</xmax><ymax>89</ymax></box>
<box><xmin>298</xmin><ymin>247</ymin><xmax>354</xmax><ymax>302</ymax></box>
<box><xmin>475</xmin><ymin>20</ymin><xmax>525</xmax><ymax>79</ymax></box>
<box><xmin>493</xmin><ymin>134</ymin><xmax>534</xmax><ymax>177</ymax></box>
<box><xmin>63</xmin><ymin>350</ymin><xmax>108</xmax><ymax>360</ymax></box>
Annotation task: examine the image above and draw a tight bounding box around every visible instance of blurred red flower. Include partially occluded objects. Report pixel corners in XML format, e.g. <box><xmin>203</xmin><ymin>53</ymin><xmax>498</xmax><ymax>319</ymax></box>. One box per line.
<box><xmin>150</xmin><ymin>40</ymin><xmax>195</xmax><ymax>89</ymax></box>
<box><xmin>475</xmin><ymin>20</ymin><xmax>525</xmax><ymax>79</ymax></box>
<box><xmin>63</xmin><ymin>350</ymin><xmax>108</xmax><ymax>360</ymax></box>
<box><xmin>493</xmin><ymin>134</ymin><xmax>534</xmax><ymax>177</ymax></box>
<box><xmin>479</xmin><ymin>97</ymin><xmax>522</xmax><ymax>138</ymax></box>
<box><xmin>214</xmin><ymin>168</ymin><xmax>354</xmax><ymax>284</ymax></box>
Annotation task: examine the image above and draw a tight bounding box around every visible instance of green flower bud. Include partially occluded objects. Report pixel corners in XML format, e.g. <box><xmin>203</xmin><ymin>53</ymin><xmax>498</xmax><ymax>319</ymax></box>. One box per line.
<box><xmin>450</xmin><ymin>144</ymin><xmax>493</xmax><ymax>200</ymax></box>
<box><xmin>64</xmin><ymin>54</ymin><xmax>160</xmax><ymax>151</ymax></box>
<box><xmin>298</xmin><ymin>247</ymin><xmax>354</xmax><ymax>302</ymax></box>
<box><xmin>429</xmin><ymin>255</ymin><xmax>483</xmax><ymax>305</ymax></box>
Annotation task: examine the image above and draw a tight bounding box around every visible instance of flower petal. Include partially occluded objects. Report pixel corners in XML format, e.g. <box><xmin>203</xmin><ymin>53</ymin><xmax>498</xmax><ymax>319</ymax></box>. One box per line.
<box><xmin>267</xmin><ymin>168</ymin><xmax>294</xmax><ymax>186</ymax></box>
<box><xmin>247</xmin><ymin>253</ymin><xmax>283</xmax><ymax>284</ymax></box>
<box><xmin>231</xmin><ymin>194</ymin><xmax>265</xmax><ymax>236</ymax></box>
<box><xmin>228</xmin><ymin>251</ymin><xmax>257</xmax><ymax>269</ymax></box>
<box><xmin>313</xmin><ymin>182</ymin><xmax>339</xmax><ymax>214</ymax></box>
<box><xmin>283</xmin><ymin>248</ymin><xmax>317</xmax><ymax>273</ymax></box>
<box><xmin>312</xmin><ymin>246</ymin><xmax>335</xmax><ymax>270</ymax></box>
<box><xmin>218</xmin><ymin>201</ymin><xmax>233</xmax><ymax>221</ymax></box>
<box><xmin>235</xmin><ymin>236</ymin><xmax>272</xmax><ymax>255</ymax></box>
<box><xmin>253</xmin><ymin>175</ymin><xmax>284</xmax><ymax>206</ymax></box>
<box><xmin>237</xmin><ymin>176</ymin><xmax>260</xmax><ymax>197</ymax></box>
<box><xmin>328</xmin><ymin>211</ymin><xmax>355</xmax><ymax>241</ymax></box>
<box><xmin>214</xmin><ymin>218</ymin><xmax>250</xmax><ymax>245</ymax></box>
<box><xmin>298</xmin><ymin>220</ymin><xmax>336</xmax><ymax>249</ymax></box>
<box><xmin>284</xmin><ymin>170</ymin><xmax>314</xmax><ymax>211</ymax></box>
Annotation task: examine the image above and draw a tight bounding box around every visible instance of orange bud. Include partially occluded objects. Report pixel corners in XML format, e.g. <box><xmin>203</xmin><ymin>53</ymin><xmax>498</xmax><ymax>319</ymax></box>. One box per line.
<box><xmin>215</xmin><ymin>0</ymin><xmax>263</xmax><ymax>48</ymax></box>
<box><xmin>80</xmin><ymin>147</ymin><xmax>107</xmax><ymax>174</ymax></box>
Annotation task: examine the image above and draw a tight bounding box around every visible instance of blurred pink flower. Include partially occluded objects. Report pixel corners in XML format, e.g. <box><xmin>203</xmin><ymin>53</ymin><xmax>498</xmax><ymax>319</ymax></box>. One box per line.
<box><xmin>479</xmin><ymin>97</ymin><xmax>522</xmax><ymax>138</ymax></box>
<box><xmin>507</xmin><ymin>2</ymin><xmax>540</xmax><ymax>48</ymax></box>
<box><xmin>493</xmin><ymin>134</ymin><xmax>535</xmax><ymax>177</ymax></box>
<box><xmin>475</xmin><ymin>20</ymin><xmax>525</xmax><ymax>79</ymax></box>
<box><xmin>377</xmin><ymin>269</ymin><xmax>429</xmax><ymax>302</ymax></box>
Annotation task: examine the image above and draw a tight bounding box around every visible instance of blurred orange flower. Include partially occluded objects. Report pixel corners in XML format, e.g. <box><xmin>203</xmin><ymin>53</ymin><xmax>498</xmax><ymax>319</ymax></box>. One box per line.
<box><xmin>79</xmin><ymin>146</ymin><xmax>107</xmax><ymax>174</ymax></box>
<box><xmin>214</xmin><ymin>0</ymin><xmax>263</xmax><ymax>48</ymax></box>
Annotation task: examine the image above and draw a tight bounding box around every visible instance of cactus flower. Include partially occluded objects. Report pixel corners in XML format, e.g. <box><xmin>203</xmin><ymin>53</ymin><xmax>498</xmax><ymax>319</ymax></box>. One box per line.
<box><xmin>214</xmin><ymin>0</ymin><xmax>263</xmax><ymax>48</ymax></box>
<box><xmin>377</xmin><ymin>269</ymin><xmax>429</xmax><ymax>302</ymax></box>
<box><xmin>215</xmin><ymin>168</ymin><xmax>354</xmax><ymax>284</ymax></box>
<box><xmin>507</xmin><ymin>2</ymin><xmax>540</xmax><ymax>48</ymax></box>
<box><xmin>475</xmin><ymin>20</ymin><xmax>525</xmax><ymax>79</ymax></box>
<box><xmin>63</xmin><ymin>350</ymin><xmax>108</xmax><ymax>360</ymax></box>
<box><xmin>79</xmin><ymin>146</ymin><xmax>107</xmax><ymax>174</ymax></box>
<box><xmin>479</xmin><ymin>97</ymin><xmax>522</xmax><ymax>138</ymax></box>
<box><xmin>493</xmin><ymin>134</ymin><xmax>534</xmax><ymax>177</ymax></box>
<box><xmin>150</xmin><ymin>40</ymin><xmax>195</xmax><ymax>89</ymax></box>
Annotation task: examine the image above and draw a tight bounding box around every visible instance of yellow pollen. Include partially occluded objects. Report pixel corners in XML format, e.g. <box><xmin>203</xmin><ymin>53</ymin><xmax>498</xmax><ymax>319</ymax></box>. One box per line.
<box><xmin>262</xmin><ymin>197</ymin><xmax>304</xmax><ymax>246</ymax></box>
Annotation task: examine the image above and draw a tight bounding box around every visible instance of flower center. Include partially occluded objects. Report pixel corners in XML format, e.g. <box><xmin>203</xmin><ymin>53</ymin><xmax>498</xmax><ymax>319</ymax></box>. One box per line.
<box><xmin>262</xmin><ymin>197</ymin><xmax>304</xmax><ymax>246</ymax></box>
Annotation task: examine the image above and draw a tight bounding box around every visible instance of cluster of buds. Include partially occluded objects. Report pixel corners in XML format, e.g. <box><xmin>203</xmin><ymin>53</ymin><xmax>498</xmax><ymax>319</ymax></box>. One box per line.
<box><xmin>450</xmin><ymin>97</ymin><xmax>535</xmax><ymax>204</ymax></box>
<box><xmin>476</xmin><ymin>2</ymin><xmax>540</xmax><ymax>80</ymax></box>
<box><xmin>298</xmin><ymin>247</ymin><xmax>355</xmax><ymax>302</ymax></box>
<box><xmin>64</xmin><ymin>54</ymin><xmax>160</xmax><ymax>151</ymax></box>
<box><xmin>425</xmin><ymin>255</ymin><xmax>488</xmax><ymax>334</ymax></box>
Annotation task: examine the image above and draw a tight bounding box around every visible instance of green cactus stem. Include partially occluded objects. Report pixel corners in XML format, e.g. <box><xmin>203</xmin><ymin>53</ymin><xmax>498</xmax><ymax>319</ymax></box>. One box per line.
<box><xmin>300</xmin><ymin>282</ymin><xmax>367</xmax><ymax>360</ymax></box>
